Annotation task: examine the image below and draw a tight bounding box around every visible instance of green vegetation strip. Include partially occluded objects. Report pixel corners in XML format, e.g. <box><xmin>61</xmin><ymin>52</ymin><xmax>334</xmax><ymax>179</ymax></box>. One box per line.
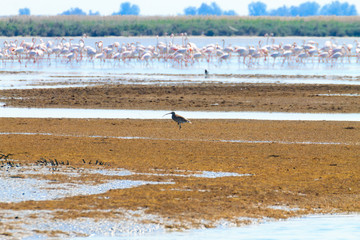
<box><xmin>2</xmin><ymin>15</ymin><xmax>360</xmax><ymax>37</ymax></box>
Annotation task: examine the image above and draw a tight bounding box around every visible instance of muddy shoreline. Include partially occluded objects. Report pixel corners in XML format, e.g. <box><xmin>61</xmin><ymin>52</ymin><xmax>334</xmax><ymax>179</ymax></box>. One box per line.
<box><xmin>1</xmin><ymin>83</ymin><xmax>360</xmax><ymax>112</ymax></box>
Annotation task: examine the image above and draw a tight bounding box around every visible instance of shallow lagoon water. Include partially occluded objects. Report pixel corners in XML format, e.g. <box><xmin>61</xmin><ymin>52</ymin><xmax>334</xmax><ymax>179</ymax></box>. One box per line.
<box><xmin>1</xmin><ymin>63</ymin><xmax>360</xmax><ymax>90</ymax></box>
<box><xmin>134</xmin><ymin>214</ymin><xmax>360</xmax><ymax>240</ymax></box>
<box><xmin>71</xmin><ymin>214</ymin><xmax>360</xmax><ymax>240</ymax></box>
<box><xmin>1</xmin><ymin>36</ymin><xmax>360</xmax><ymax>90</ymax></box>
<box><xmin>1</xmin><ymin>107</ymin><xmax>360</xmax><ymax>121</ymax></box>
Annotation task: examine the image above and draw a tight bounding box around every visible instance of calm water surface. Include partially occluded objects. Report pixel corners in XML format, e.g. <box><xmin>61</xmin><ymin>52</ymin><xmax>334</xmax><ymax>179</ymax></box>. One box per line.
<box><xmin>1</xmin><ymin>36</ymin><xmax>360</xmax><ymax>89</ymax></box>
<box><xmin>75</xmin><ymin>214</ymin><xmax>360</xmax><ymax>240</ymax></box>
<box><xmin>1</xmin><ymin>108</ymin><xmax>360</xmax><ymax>121</ymax></box>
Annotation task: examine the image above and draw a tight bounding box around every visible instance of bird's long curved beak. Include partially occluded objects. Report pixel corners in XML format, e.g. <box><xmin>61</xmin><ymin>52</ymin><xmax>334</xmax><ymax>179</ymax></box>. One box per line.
<box><xmin>162</xmin><ymin>112</ymin><xmax>171</xmax><ymax>117</ymax></box>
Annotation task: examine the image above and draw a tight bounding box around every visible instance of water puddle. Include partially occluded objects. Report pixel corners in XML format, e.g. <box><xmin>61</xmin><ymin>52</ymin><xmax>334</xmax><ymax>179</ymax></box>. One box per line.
<box><xmin>139</xmin><ymin>170</ymin><xmax>252</xmax><ymax>178</ymax></box>
<box><xmin>1</xmin><ymin>177</ymin><xmax>154</xmax><ymax>203</ymax></box>
<box><xmin>0</xmin><ymin>164</ymin><xmax>250</xmax><ymax>203</ymax></box>
<box><xmin>317</xmin><ymin>93</ymin><xmax>360</xmax><ymax>97</ymax></box>
<box><xmin>220</xmin><ymin>139</ymin><xmax>356</xmax><ymax>145</ymax></box>
<box><xmin>0</xmin><ymin>165</ymin><xmax>166</xmax><ymax>203</ymax></box>
<box><xmin>267</xmin><ymin>205</ymin><xmax>302</xmax><ymax>212</ymax></box>
<box><xmin>192</xmin><ymin>171</ymin><xmax>251</xmax><ymax>178</ymax></box>
<box><xmin>1</xmin><ymin>108</ymin><xmax>360</xmax><ymax>121</ymax></box>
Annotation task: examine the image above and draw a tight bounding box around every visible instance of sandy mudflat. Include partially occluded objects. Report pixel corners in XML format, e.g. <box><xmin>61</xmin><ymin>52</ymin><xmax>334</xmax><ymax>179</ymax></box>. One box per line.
<box><xmin>0</xmin><ymin>82</ymin><xmax>360</xmax><ymax>238</ymax></box>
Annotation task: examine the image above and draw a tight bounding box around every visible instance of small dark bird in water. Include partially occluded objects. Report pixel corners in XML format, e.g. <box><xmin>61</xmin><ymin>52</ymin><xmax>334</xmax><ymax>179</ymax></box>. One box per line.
<box><xmin>205</xmin><ymin>69</ymin><xmax>209</xmax><ymax>78</ymax></box>
<box><xmin>163</xmin><ymin>111</ymin><xmax>192</xmax><ymax>129</ymax></box>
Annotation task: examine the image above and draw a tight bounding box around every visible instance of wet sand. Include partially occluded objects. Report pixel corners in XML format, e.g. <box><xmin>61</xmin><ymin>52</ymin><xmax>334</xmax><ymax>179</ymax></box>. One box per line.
<box><xmin>0</xmin><ymin>82</ymin><xmax>360</xmax><ymax>237</ymax></box>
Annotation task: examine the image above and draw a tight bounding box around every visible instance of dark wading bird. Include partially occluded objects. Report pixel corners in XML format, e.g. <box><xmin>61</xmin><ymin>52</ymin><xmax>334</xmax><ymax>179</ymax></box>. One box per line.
<box><xmin>163</xmin><ymin>112</ymin><xmax>192</xmax><ymax>129</ymax></box>
<box><xmin>205</xmin><ymin>69</ymin><xmax>209</xmax><ymax>78</ymax></box>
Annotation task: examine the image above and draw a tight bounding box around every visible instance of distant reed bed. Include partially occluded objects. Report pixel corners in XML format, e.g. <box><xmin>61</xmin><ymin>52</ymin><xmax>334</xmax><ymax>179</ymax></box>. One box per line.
<box><xmin>1</xmin><ymin>15</ymin><xmax>360</xmax><ymax>37</ymax></box>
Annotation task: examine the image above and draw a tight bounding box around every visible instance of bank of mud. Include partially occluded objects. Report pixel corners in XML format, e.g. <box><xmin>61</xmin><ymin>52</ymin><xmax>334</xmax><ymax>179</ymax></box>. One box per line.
<box><xmin>1</xmin><ymin>83</ymin><xmax>360</xmax><ymax>112</ymax></box>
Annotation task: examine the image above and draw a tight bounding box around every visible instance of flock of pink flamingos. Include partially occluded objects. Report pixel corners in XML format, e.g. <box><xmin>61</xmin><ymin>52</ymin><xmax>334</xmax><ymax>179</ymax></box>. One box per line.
<box><xmin>1</xmin><ymin>34</ymin><xmax>360</xmax><ymax>67</ymax></box>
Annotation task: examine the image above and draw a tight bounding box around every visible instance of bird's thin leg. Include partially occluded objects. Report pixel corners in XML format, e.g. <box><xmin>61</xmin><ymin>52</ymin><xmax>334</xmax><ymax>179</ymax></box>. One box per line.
<box><xmin>178</xmin><ymin>123</ymin><xmax>181</xmax><ymax>129</ymax></box>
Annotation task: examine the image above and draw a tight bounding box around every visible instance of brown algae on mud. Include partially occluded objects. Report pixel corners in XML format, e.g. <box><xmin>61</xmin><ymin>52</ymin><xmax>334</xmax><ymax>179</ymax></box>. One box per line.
<box><xmin>0</xmin><ymin>118</ymin><xmax>359</xmax><ymax>236</ymax></box>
